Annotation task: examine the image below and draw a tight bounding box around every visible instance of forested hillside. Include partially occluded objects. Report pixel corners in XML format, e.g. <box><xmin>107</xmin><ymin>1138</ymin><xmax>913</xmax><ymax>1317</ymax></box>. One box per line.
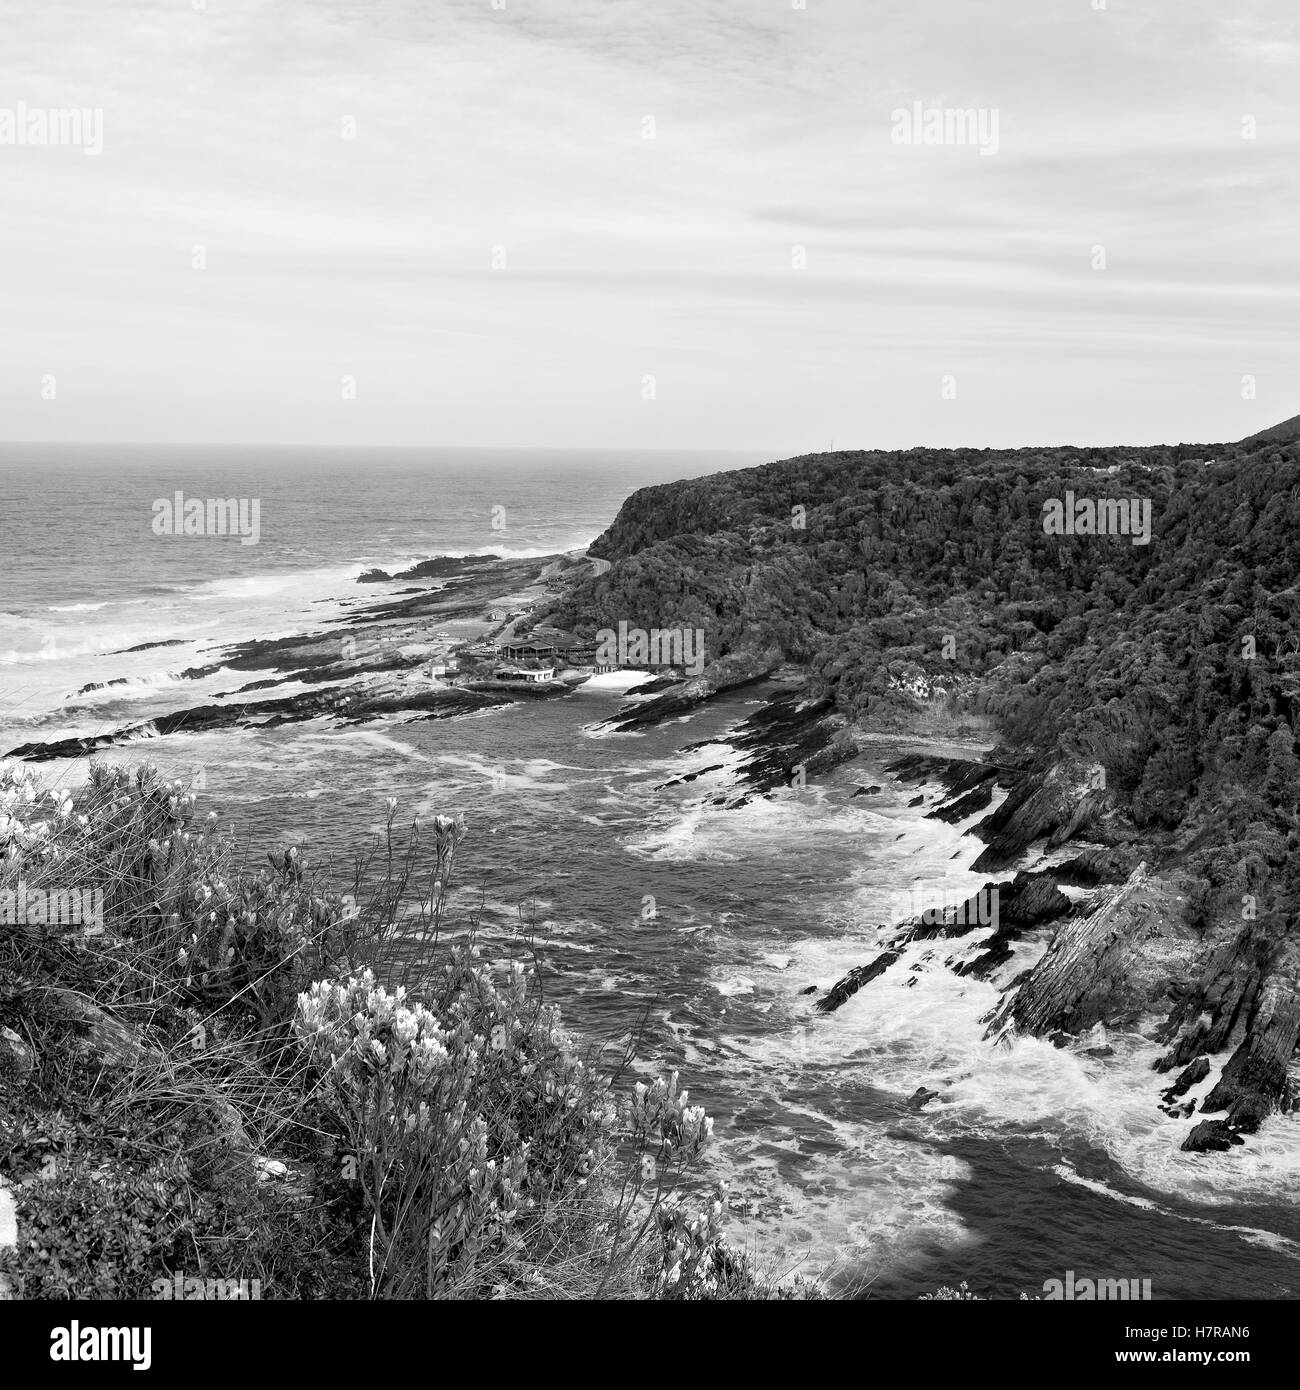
<box><xmin>549</xmin><ymin>440</ymin><xmax>1299</xmax><ymax>827</ymax></box>
<box><xmin>540</xmin><ymin>435</ymin><xmax>1300</xmax><ymax>1141</ymax></box>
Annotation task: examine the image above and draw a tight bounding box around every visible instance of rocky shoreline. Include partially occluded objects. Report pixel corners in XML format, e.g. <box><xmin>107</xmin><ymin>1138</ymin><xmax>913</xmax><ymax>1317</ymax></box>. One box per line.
<box><xmin>803</xmin><ymin>751</ymin><xmax>1299</xmax><ymax>1157</ymax></box>
<box><xmin>5</xmin><ymin>552</ymin><xmax>596</xmax><ymax>763</ymax></box>
<box><xmin>10</xmin><ymin>538</ymin><xmax>1296</xmax><ymax>1168</ymax></box>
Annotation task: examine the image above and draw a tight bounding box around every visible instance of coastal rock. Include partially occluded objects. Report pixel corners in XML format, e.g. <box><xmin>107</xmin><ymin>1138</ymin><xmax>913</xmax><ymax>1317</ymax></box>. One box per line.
<box><xmin>984</xmin><ymin>864</ymin><xmax>1159</xmax><ymax>1038</ymax></box>
<box><xmin>1051</xmin><ymin>848</ymin><xmax>1137</xmax><ymax>887</ymax></box>
<box><xmin>851</xmin><ymin>785</ymin><xmax>883</xmax><ymax>798</ymax></box>
<box><xmin>680</xmin><ymin>688</ymin><xmax>852</xmax><ymax>807</ymax></box>
<box><xmin>956</xmin><ymin>872</ymin><xmax>1075</xmax><ymax>978</ymax></box>
<box><xmin>1195</xmin><ymin>957</ymin><xmax>1300</xmax><ymax>1134</ymax></box>
<box><xmin>927</xmin><ymin>779</ymin><xmax>995</xmax><ymax>823</ymax></box>
<box><xmin>907</xmin><ymin>1086</ymin><xmax>940</xmax><ymax>1110</ymax></box>
<box><xmin>814</xmin><ymin>949</ymin><xmax>901</xmax><ymax>1014</ymax></box>
<box><xmin>1182</xmin><ymin>1119</ymin><xmax>1244</xmax><ymax>1153</ymax></box>
<box><xmin>607</xmin><ymin>655</ymin><xmax>783</xmax><ymax>734</ymax></box>
<box><xmin>884</xmin><ymin>755</ymin><xmax>1018</xmax><ymax>828</ymax></box>
<box><xmin>1153</xmin><ymin>926</ymin><xmax>1300</xmax><ymax>1137</ymax></box>
<box><xmin>969</xmin><ymin>759</ymin><xmax>1110</xmax><ymax>874</ymax></box>
<box><xmin>357</xmin><ymin>568</ymin><xmax>392</xmax><ymax>583</ymax></box>
<box><xmin>1160</xmin><ymin>1055</ymin><xmax>1210</xmax><ymax>1104</ymax></box>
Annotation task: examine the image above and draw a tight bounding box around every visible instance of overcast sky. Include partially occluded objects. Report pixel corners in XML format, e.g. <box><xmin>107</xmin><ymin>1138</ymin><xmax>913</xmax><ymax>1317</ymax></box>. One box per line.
<box><xmin>1</xmin><ymin>0</ymin><xmax>1296</xmax><ymax>451</ymax></box>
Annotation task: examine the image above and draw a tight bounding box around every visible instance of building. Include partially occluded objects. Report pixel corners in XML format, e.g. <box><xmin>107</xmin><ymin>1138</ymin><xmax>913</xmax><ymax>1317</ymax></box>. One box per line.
<box><xmin>498</xmin><ymin>640</ymin><xmax>557</xmax><ymax>661</ymax></box>
<box><xmin>497</xmin><ymin>628</ymin><xmax>585</xmax><ymax>663</ymax></box>
<box><xmin>493</xmin><ymin>664</ymin><xmax>555</xmax><ymax>683</ymax></box>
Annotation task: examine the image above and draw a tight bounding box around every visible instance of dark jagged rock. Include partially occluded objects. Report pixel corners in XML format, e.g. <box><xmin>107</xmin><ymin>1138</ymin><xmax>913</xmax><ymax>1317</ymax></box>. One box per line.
<box><xmin>883</xmin><ymin>870</ymin><xmax>1070</xmax><ymax>991</ymax></box>
<box><xmin>851</xmin><ymin>784</ymin><xmax>883</xmax><ymax>797</ymax></box>
<box><xmin>606</xmin><ymin>659</ymin><xmax>781</xmax><ymax>733</ymax></box>
<box><xmin>1161</xmin><ymin>1055</ymin><xmax>1210</xmax><ymax>1104</ymax></box>
<box><xmin>6</xmin><ymin>685</ymin><xmax>519</xmax><ymax>762</ymax></box>
<box><xmin>800</xmin><ymin>984</ymin><xmax>818</xmax><ymax>995</ymax></box>
<box><xmin>907</xmin><ymin>794</ymin><xmax>925</xmax><ymax>807</ymax></box>
<box><xmin>956</xmin><ymin>872</ymin><xmax>1076</xmax><ymax>978</ymax></box>
<box><xmin>623</xmin><ymin>675</ymin><xmax>680</xmax><ymax>697</ymax></box>
<box><xmin>969</xmin><ymin>760</ymin><xmax>1110</xmax><ymax>874</ymax></box>
<box><xmin>907</xmin><ymin>1086</ymin><xmax>940</xmax><ymax>1111</ymax></box>
<box><xmin>73</xmin><ymin>677</ymin><xmax>129</xmax><ymax>696</ymax></box>
<box><xmin>1155</xmin><ymin>921</ymin><xmax>1279</xmax><ymax>1071</ymax></box>
<box><xmin>814</xmin><ymin>949</ymin><xmax>902</xmax><ymax>1014</ymax></box>
<box><xmin>391</xmin><ymin>554</ymin><xmax>499</xmax><ymax>580</ymax></box>
<box><xmin>1051</xmin><ymin>848</ymin><xmax>1136</xmax><ymax>887</ymax></box>
<box><xmin>357</xmin><ymin>568</ymin><xmax>393</xmax><ymax>583</ymax></box>
<box><xmin>1182</xmin><ymin>1119</ymin><xmax>1244</xmax><ymax>1153</ymax></box>
<box><xmin>927</xmin><ymin>779</ymin><xmax>995</xmax><ymax>823</ymax></box>
<box><xmin>669</xmin><ymin>687</ymin><xmax>855</xmax><ymax>807</ymax></box>
<box><xmin>656</xmin><ymin>762</ymin><xmax>727</xmax><ymax>789</ymax></box>
<box><xmin>885</xmin><ymin>754</ymin><xmax>1014</xmax><ymax>801</ymax></box>
<box><xmin>984</xmin><ymin>866</ymin><xmax>1152</xmax><ymax>1038</ymax></box>
<box><xmin>1197</xmin><ymin>953</ymin><xmax>1300</xmax><ymax>1134</ymax></box>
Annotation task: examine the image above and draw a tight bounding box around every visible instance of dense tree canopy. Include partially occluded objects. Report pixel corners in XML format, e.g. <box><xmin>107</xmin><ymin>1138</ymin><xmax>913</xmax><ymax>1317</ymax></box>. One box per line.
<box><xmin>540</xmin><ymin>437</ymin><xmax>1300</xmax><ymax>920</ymax></box>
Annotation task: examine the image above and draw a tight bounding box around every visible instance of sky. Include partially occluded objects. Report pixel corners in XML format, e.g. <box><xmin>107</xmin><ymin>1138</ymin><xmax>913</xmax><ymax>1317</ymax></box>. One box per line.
<box><xmin>0</xmin><ymin>0</ymin><xmax>1296</xmax><ymax>452</ymax></box>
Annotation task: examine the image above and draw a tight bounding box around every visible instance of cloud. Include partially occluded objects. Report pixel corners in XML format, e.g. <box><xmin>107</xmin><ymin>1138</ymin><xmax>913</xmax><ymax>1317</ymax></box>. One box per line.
<box><xmin>1</xmin><ymin>0</ymin><xmax>1296</xmax><ymax>448</ymax></box>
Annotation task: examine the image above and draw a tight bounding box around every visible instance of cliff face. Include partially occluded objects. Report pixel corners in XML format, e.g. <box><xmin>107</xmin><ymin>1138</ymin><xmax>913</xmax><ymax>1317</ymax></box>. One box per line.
<box><xmin>552</xmin><ymin>435</ymin><xmax>1300</xmax><ymax>1155</ymax></box>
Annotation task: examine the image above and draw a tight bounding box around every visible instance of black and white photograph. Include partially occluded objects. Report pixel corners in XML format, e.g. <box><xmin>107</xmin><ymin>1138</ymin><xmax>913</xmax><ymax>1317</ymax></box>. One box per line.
<box><xmin>0</xmin><ymin>0</ymin><xmax>1296</xmax><ymax>1358</ymax></box>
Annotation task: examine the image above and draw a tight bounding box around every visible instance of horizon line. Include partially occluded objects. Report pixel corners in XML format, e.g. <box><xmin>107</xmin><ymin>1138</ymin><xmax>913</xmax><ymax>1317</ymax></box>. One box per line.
<box><xmin>0</xmin><ymin>430</ymin><xmax>1283</xmax><ymax>454</ymax></box>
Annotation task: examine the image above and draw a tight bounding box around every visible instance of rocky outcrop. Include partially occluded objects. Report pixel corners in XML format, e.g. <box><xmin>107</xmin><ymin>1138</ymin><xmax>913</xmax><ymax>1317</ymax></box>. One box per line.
<box><xmin>815</xmin><ymin>870</ymin><xmax>1073</xmax><ymax>1014</ymax></box>
<box><xmin>814</xmin><ymin>949</ymin><xmax>902</xmax><ymax>1014</ymax></box>
<box><xmin>1183</xmin><ymin>1119</ymin><xmax>1244</xmax><ymax>1152</ymax></box>
<box><xmin>1159</xmin><ymin>933</ymin><xmax>1300</xmax><ymax>1146</ymax></box>
<box><xmin>953</xmin><ymin>872</ymin><xmax>1075</xmax><ymax>979</ymax></box>
<box><xmin>984</xmin><ymin>866</ymin><xmax>1154</xmax><ymax>1038</ymax></box>
<box><xmin>7</xmin><ymin>685</ymin><xmax>524</xmax><ymax>762</ymax></box>
<box><xmin>1160</xmin><ymin>1055</ymin><xmax>1209</xmax><ymax>1105</ymax></box>
<box><xmin>968</xmin><ymin>760</ymin><xmax>1111</xmax><ymax>874</ymax></box>
<box><xmin>605</xmin><ymin>655</ymin><xmax>782</xmax><ymax>734</ymax></box>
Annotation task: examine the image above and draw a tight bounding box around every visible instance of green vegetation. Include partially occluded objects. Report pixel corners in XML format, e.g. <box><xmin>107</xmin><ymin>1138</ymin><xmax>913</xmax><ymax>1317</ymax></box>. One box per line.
<box><xmin>0</xmin><ymin>760</ymin><xmax>808</xmax><ymax>1300</ymax></box>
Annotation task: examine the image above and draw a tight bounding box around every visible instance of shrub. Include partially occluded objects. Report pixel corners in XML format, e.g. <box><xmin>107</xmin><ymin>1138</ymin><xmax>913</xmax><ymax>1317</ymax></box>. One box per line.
<box><xmin>1</xmin><ymin>760</ymin><xmax>806</xmax><ymax>1301</ymax></box>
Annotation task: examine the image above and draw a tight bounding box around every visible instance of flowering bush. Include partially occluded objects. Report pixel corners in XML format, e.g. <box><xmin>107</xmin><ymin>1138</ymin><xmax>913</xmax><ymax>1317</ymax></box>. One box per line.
<box><xmin>2</xmin><ymin>762</ymin><xmax>802</xmax><ymax>1301</ymax></box>
<box><xmin>294</xmin><ymin>951</ymin><xmax>746</xmax><ymax>1299</ymax></box>
<box><xmin>295</xmin><ymin>956</ymin><xmax>608</xmax><ymax>1296</ymax></box>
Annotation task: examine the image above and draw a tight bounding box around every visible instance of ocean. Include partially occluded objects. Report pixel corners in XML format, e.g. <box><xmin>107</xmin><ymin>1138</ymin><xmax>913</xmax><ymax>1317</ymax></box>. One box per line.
<box><xmin>4</xmin><ymin>443</ymin><xmax>1300</xmax><ymax>1299</ymax></box>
